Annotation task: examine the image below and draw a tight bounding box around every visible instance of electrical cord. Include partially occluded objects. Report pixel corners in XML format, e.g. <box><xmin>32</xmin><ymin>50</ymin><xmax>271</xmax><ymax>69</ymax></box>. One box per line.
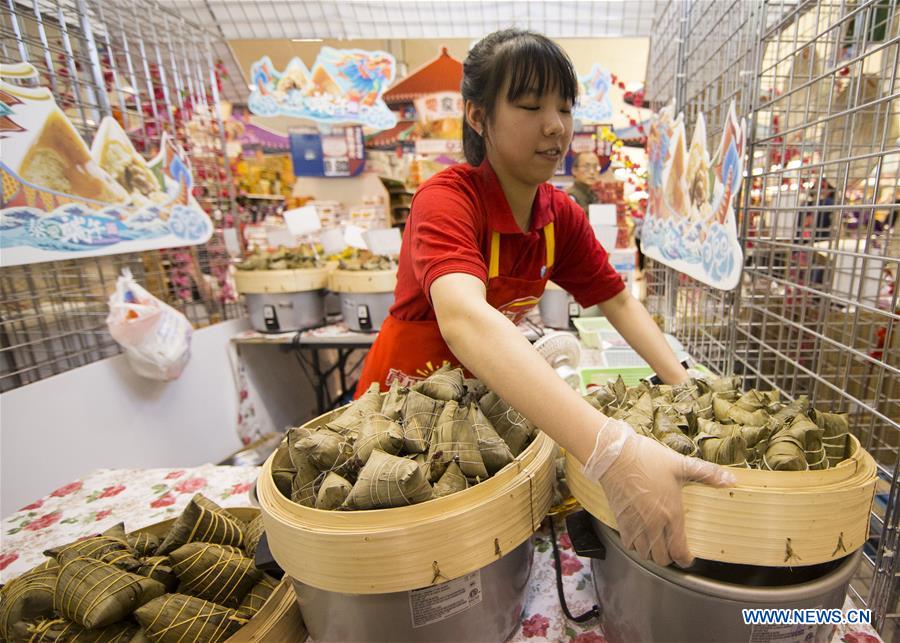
<box><xmin>548</xmin><ymin>516</ymin><xmax>601</xmax><ymax>624</ymax></box>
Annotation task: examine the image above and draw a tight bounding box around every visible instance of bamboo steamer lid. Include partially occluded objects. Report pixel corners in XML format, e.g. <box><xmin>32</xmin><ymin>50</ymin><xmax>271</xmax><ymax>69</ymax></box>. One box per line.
<box><xmin>133</xmin><ymin>508</ymin><xmax>306</xmax><ymax>642</ymax></box>
<box><xmin>257</xmin><ymin>400</ymin><xmax>556</xmax><ymax>594</ymax></box>
<box><xmin>234</xmin><ymin>267</ymin><xmax>329</xmax><ymax>294</ymax></box>
<box><xmin>566</xmin><ymin>433</ymin><xmax>877</xmax><ymax>567</ymax></box>
<box><xmin>328</xmin><ymin>268</ymin><xmax>397</xmax><ymax>294</ymax></box>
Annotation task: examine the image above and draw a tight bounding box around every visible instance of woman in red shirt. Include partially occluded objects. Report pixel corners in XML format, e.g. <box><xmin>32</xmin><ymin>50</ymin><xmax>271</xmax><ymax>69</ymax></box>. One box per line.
<box><xmin>357</xmin><ymin>29</ymin><xmax>734</xmax><ymax>568</ymax></box>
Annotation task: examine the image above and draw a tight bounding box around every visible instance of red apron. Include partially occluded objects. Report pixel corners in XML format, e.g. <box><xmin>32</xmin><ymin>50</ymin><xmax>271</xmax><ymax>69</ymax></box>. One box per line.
<box><xmin>355</xmin><ymin>222</ymin><xmax>555</xmax><ymax>396</ymax></box>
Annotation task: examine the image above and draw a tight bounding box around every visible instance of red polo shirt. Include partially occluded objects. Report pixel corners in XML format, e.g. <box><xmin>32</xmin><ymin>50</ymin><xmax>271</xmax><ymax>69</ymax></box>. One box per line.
<box><xmin>390</xmin><ymin>160</ymin><xmax>626</xmax><ymax>321</ymax></box>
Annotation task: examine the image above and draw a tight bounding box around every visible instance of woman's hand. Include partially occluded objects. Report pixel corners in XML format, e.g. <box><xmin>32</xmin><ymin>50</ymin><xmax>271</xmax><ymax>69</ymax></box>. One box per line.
<box><xmin>584</xmin><ymin>418</ymin><xmax>736</xmax><ymax>567</ymax></box>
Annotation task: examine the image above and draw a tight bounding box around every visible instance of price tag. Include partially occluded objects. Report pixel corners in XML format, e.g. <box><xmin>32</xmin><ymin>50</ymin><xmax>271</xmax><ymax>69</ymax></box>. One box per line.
<box><xmin>265</xmin><ymin>225</ymin><xmax>297</xmax><ymax>248</ymax></box>
<box><xmin>223</xmin><ymin>227</ymin><xmax>242</xmax><ymax>257</ymax></box>
<box><xmin>344</xmin><ymin>224</ymin><xmax>368</xmax><ymax>250</ymax></box>
<box><xmin>319</xmin><ymin>228</ymin><xmax>347</xmax><ymax>256</ymax></box>
<box><xmin>283</xmin><ymin>205</ymin><xmax>322</xmax><ymax>236</ymax></box>
<box><xmin>362</xmin><ymin>227</ymin><xmax>402</xmax><ymax>256</ymax></box>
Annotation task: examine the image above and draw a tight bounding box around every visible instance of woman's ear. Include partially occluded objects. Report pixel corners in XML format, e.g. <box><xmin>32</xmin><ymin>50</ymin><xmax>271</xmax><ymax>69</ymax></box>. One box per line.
<box><xmin>465</xmin><ymin>101</ymin><xmax>485</xmax><ymax>137</ymax></box>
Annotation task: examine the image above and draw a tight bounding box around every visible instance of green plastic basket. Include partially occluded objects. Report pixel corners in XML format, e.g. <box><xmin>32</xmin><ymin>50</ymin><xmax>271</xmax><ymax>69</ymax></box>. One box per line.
<box><xmin>571</xmin><ymin>316</ymin><xmax>629</xmax><ymax>349</ymax></box>
<box><xmin>579</xmin><ymin>366</ymin><xmax>654</xmax><ymax>392</ymax></box>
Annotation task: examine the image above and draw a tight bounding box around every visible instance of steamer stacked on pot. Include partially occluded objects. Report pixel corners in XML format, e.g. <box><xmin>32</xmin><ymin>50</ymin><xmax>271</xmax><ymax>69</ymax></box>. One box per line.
<box><xmin>565</xmin><ymin>375</ymin><xmax>878</xmax><ymax>643</ymax></box>
<box><xmin>327</xmin><ymin>249</ymin><xmax>398</xmax><ymax>332</ymax></box>
<box><xmin>257</xmin><ymin>365</ymin><xmax>556</xmax><ymax>642</ymax></box>
<box><xmin>234</xmin><ymin>246</ymin><xmax>330</xmax><ymax>332</ymax></box>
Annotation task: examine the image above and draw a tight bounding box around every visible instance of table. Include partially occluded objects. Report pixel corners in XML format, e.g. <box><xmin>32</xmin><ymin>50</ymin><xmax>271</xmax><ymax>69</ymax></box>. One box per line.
<box><xmin>1</xmin><ymin>466</ymin><xmax>885</xmax><ymax>643</ymax></box>
<box><xmin>233</xmin><ymin>322</ymin><xmax>376</xmax><ymax>415</ymax></box>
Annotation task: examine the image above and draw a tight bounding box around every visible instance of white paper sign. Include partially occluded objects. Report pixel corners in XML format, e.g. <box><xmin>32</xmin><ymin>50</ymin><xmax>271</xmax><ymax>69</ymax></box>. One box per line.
<box><xmin>265</xmin><ymin>225</ymin><xmax>297</xmax><ymax>248</ymax></box>
<box><xmin>223</xmin><ymin>227</ymin><xmax>242</xmax><ymax>257</ymax></box>
<box><xmin>319</xmin><ymin>228</ymin><xmax>347</xmax><ymax>256</ymax></box>
<box><xmin>363</xmin><ymin>227</ymin><xmax>402</xmax><ymax>256</ymax></box>
<box><xmin>283</xmin><ymin>205</ymin><xmax>322</xmax><ymax>236</ymax></box>
<box><xmin>592</xmin><ymin>224</ymin><xmax>618</xmax><ymax>250</ymax></box>
<box><xmin>588</xmin><ymin>203</ymin><xmax>617</xmax><ymax>226</ymax></box>
<box><xmin>344</xmin><ymin>224</ymin><xmax>368</xmax><ymax>250</ymax></box>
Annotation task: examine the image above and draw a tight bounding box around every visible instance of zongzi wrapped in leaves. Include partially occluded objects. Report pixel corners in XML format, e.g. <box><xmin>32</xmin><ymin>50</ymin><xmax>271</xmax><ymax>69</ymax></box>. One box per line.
<box><xmin>315</xmin><ymin>472</ymin><xmax>353</xmax><ymax>510</ymax></box>
<box><xmin>411</xmin><ymin>363</ymin><xmax>466</xmax><ymax>401</ymax></box>
<box><xmin>271</xmin><ymin>443</ymin><xmax>296</xmax><ymax>499</ymax></box>
<box><xmin>168</xmin><ymin>543</ymin><xmax>261</xmax><ymax>608</ymax></box>
<box><xmin>461</xmin><ymin>378</ymin><xmax>489</xmax><ymax>406</ymax></box>
<box><xmin>380</xmin><ymin>380</ymin><xmax>408</xmax><ymax>421</ymax></box>
<box><xmin>46</xmin><ymin>533</ymin><xmax>141</xmax><ymax>571</ymax></box>
<box><xmin>342</xmin><ymin>450</ymin><xmax>433</xmax><ymax>510</ymax></box>
<box><xmin>353</xmin><ymin>415</ymin><xmax>403</xmax><ymax>463</ymax></box>
<box><xmin>136</xmin><ymin>556</ymin><xmax>179</xmax><ymax>592</ymax></box>
<box><xmin>621</xmin><ymin>392</ymin><xmax>654</xmax><ymax>436</ymax></box>
<box><xmin>432</xmin><ymin>460</ymin><xmax>468</xmax><ymax>498</ymax></box>
<box><xmin>811</xmin><ymin>409</ymin><xmax>851</xmax><ymax>466</ymax></box>
<box><xmin>696</xmin><ymin>418</ymin><xmax>770</xmax><ymax>464</ymax></box>
<box><xmin>243</xmin><ymin>514</ymin><xmax>266</xmax><ymax>561</ymax></box>
<box><xmin>290</xmin><ymin>465</ymin><xmax>319</xmax><ymax>508</ymax></box>
<box><xmin>156</xmin><ymin>494</ymin><xmax>245</xmax><ymax>555</ymax></box>
<box><xmin>707</xmin><ymin>375</ymin><xmax>741</xmax><ymax>394</ymax></box>
<box><xmin>583</xmin><ymin>386</ymin><xmax>616</xmax><ymax>412</ymax></box>
<box><xmin>763</xmin><ymin>414</ymin><xmax>823</xmax><ymax>471</ymax></box>
<box><xmin>126</xmin><ymin>532</ymin><xmax>160</xmax><ymax>559</ymax></box>
<box><xmin>400</xmin><ymin>390</ymin><xmax>445</xmax><ymax>453</ymax></box>
<box><xmin>236</xmin><ymin>574</ymin><xmax>279</xmax><ymax>618</ymax></box>
<box><xmin>134</xmin><ymin>594</ymin><xmax>245</xmax><ymax>643</ymax></box>
<box><xmin>54</xmin><ymin>558</ymin><xmax>166</xmax><ymax>629</ymax></box>
<box><xmin>294</xmin><ymin>428</ymin><xmax>353</xmax><ymax>472</ymax></box>
<box><xmin>427</xmin><ymin>401</ymin><xmax>488</xmax><ymax>482</ymax></box>
<box><xmin>0</xmin><ymin>560</ymin><xmax>58</xmax><ymax>640</ymax></box>
<box><xmin>10</xmin><ymin>616</ymin><xmax>139</xmax><ymax>642</ymax></box>
<box><xmin>712</xmin><ymin>395</ymin><xmax>769</xmax><ymax>426</ymax></box>
<box><xmin>478</xmin><ymin>391</ymin><xmax>535</xmax><ymax>456</ymax></box>
<box><xmin>652</xmin><ymin>407</ymin><xmax>698</xmax><ymax>456</ymax></box>
<box><xmin>325</xmin><ymin>382</ymin><xmax>382</xmax><ymax>436</ymax></box>
<box><xmin>469</xmin><ymin>403</ymin><xmax>514</xmax><ymax>474</ymax></box>
<box><xmin>696</xmin><ymin>431</ymin><xmax>749</xmax><ymax>466</ymax></box>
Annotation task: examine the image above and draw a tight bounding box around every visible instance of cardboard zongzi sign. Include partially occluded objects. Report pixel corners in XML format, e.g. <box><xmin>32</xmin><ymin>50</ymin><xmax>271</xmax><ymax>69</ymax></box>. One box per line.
<box><xmin>642</xmin><ymin>100</ymin><xmax>746</xmax><ymax>290</ymax></box>
<box><xmin>248</xmin><ymin>48</ymin><xmax>397</xmax><ymax>131</ymax></box>
<box><xmin>0</xmin><ymin>63</ymin><xmax>213</xmax><ymax>267</ymax></box>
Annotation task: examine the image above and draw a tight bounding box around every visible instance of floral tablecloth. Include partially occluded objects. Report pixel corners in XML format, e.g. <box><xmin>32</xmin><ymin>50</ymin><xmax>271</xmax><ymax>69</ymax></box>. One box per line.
<box><xmin>1</xmin><ymin>466</ymin><xmax>884</xmax><ymax>643</ymax></box>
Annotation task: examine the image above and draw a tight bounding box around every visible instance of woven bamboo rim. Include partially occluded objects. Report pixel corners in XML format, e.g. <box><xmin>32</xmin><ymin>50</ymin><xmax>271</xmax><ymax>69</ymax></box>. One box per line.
<box><xmin>134</xmin><ymin>509</ymin><xmax>304</xmax><ymax>641</ymax></box>
<box><xmin>565</xmin><ymin>433</ymin><xmax>878</xmax><ymax>567</ymax></box>
<box><xmin>234</xmin><ymin>268</ymin><xmax>329</xmax><ymax>294</ymax></box>
<box><xmin>328</xmin><ymin>269</ymin><xmax>397</xmax><ymax>294</ymax></box>
<box><xmin>257</xmin><ymin>401</ymin><xmax>556</xmax><ymax>594</ymax></box>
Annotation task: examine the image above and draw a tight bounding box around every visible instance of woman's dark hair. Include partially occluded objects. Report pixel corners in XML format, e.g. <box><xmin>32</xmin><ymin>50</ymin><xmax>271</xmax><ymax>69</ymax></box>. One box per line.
<box><xmin>461</xmin><ymin>29</ymin><xmax>579</xmax><ymax>166</ymax></box>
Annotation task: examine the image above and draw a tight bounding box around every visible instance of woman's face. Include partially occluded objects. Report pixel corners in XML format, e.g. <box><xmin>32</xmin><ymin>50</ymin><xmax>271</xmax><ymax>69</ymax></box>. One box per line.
<box><xmin>480</xmin><ymin>82</ymin><xmax>574</xmax><ymax>188</ymax></box>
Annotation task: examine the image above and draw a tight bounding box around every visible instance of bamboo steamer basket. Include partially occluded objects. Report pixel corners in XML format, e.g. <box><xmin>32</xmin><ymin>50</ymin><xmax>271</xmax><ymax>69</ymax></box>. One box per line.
<box><xmin>257</xmin><ymin>400</ymin><xmax>556</xmax><ymax>594</ymax></box>
<box><xmin>133</xmin><ymin>507</ymin><xmax>307</xmax><ymax>642</ymax></box>
<box><xmin>327</xmin><ymin>268</ymin><xmax>397</xmax><ymax>294</ymax></box>
<box><xmin>234</xmin><ymin>267</ymin><xmax>329</xmax><ymax>294</ymax></box>
<box><xmin>565</xmin><ymin>434</ymin><xmax>877</xmax><ymax>567</ymax></box>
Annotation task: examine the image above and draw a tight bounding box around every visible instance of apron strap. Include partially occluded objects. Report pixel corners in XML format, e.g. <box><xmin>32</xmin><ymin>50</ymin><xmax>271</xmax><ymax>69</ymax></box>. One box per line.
<box><xmin>487</xmin><ymin>221</ymin><xmax>556</xmax><ymax>280</ymax></box>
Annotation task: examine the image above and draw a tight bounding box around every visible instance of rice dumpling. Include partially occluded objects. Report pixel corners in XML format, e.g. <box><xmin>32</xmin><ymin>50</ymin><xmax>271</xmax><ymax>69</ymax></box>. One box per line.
<box><xmin>342</xmin><ymin>449</ymin><xmax>433</xmax><ymax>509</ymax></box>
<box><xmin>126</xmin><ymin>532</ymin><xmax>160</xmax><ymax>559</ymax></box>
<box><xmin>427</xmin><ymin>401</ymin><xmax>488</xmax><ymax>482</ymax></box>
<box><xmin>696</xmin><ymin>431</ymin><xmax>749</xmax><ymax>466</ymax></box>
<box><xmin>0</xmin><ymin>561</ymin><xmax>58</xmax><ymax>640</ymax></box>
<box><xmin>432</xmin><ymin>460</ymin><xmax>468</xmax><ymax>498</ymax></box>
<box><xmin>469</xmin><ymin>403</ymin><xmax>514</xmax><ymax>474</ymax></box>
<box><xmin>46</xmin><ymin>534</ymin><xmax>141</xmax><ymax>571</ymax></box>
<box><xmin>478</xmin><ymin>391</ymin><xmax>535</xmax><ymax>456</ymax></box>
<box><xmin>243</xmin><ymin>514</ymin><xmax>266</xmax><ymax>560</ymax></box>
<box><xmin>353</xmin><ymin>415</ymin><xmax>404</xmax><ymax>463</ymax></box>
<box><xmin>55</xmin><ymin>557</ymin><xmax>166</xmax><ymax>629</ymax></box>
<box><xmin>380</xmin><ymin>380</ymin><xmax>408</xmax><ymax>421</ymax></box>
<box><xmin>134</xmin><ymin>593</ymin><xmax>246</xmax><ymax>642</ymax></box>
<box><xmin>652</xmin><ymin>408</ymin><xmax>698</xmax><ymax>457</ymax></box>
<box><xmin>271</xmin><ymin>444</ymin><xmax>296</xmax><ymax>499</ymax></box>
<box><xmin>411</xmin><ymin>363</ymin><xmax>466</xmax><ymax>401</ymax></box>
<box><xmin>136</xmin><ymin>556</ymin><xmax>179</xmax><ymax>593</ymax></box>
<box><xmin>169</xmin><ymin>543</ymin><xmax>261</xmax><ymax>608</ymax></box>
<box><xmin>237</xmin><ymin>574</ymin><xmax>279</xmax><ymax>619</ymax></box>
<box><xmin>10</xmin><ymin>616</ymin><xmax>139</xmax><ymax>642</ymax></box>
<box><xmin>156</xmin><ymin>494</ymin><xmax>245</xmax><ymax>555</ymax></box>
<box><xmin>400</xmin><ymin>390</ymin><xmax>445</xmax><ymax>453</ymax></box>
<box><xmin>325</xmin><ymin>382</ymin><xmax>382</xmax><ymax>436</ymax></box>
<box><xmin>293</xmin><ymin>428</ymin><xmax>353</xmax><ymax>472</ymax></box>
<box><xmin>315</xmin><ymin>472</ymin><xmax>353</xmax><ymax>510</ymax></box>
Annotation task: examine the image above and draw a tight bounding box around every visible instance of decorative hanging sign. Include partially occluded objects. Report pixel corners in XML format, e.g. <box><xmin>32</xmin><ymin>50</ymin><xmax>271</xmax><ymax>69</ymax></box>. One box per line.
<box><xmin>0</xmin><ymin>63</ymin><xmax>212</xmax><ymax>268</ymax></box>
<box><xmin>573</xmin><ymin>64</ymin><xmax>614</xmax><ymax>123</ymax></box>
<box><xmin>248</xmin><ymin>48</ymin><xmax>397</xmax><ymax>130</ymax></box>
<box><xmin>641</xmin><ymin>100</ymin><xmax>746</xmax><ymax>290</ymax></box>
<box><xmin>289</xmin><ymin>124</ymin><xmax>366</xmax><ymax>177</ymax></box>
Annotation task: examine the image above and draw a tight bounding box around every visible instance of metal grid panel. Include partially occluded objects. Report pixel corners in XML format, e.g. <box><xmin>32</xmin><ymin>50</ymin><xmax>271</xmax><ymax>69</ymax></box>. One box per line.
<box><xmin>0</xmin><ymin>0</ymin><xmax>243</xmax><ymax>391</ymax></box>
<box><xmin>645</xmin><ymin>0</ymin><xmax>899</xmax><ymax>634</ymax></box>
<box><xmin>158</xmin><ymin>0</ymin><xmax>667</xmax><ymax>40</ymax></box>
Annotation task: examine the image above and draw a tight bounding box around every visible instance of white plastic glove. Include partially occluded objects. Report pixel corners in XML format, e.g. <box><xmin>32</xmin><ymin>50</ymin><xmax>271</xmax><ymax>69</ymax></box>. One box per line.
<box><xmin>583</xmin><ymin>418</ymin><xmax>736</xmax><ymax>568</ymax></box>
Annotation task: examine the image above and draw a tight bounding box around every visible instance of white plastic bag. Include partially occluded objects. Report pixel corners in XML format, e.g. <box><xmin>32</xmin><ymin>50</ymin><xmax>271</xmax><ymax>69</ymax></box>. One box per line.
<box><xmin>106</xmin><ymin>268</ymin><xmax>193</xmax><ymax>381</ymax></box>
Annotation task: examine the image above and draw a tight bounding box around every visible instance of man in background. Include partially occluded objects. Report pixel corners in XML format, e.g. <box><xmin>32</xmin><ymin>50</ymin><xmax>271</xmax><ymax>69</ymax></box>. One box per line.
<box><xmin>566</xmin><ymin>151</ymin><xmax>602</xmax><ymax>214</ymax></box>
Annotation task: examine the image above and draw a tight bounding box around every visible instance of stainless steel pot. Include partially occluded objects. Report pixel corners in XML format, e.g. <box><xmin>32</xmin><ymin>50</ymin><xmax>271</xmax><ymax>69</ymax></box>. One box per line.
<box><xmin>585</xmin><ymin>517</ymin><xmax>862</xmax><ymax>643</ymax></box>
<box><xmin>338</xmin><ymin>292</ymin><xmax>393</xmax><ymax>332</ymax></box>
<box><xmin>291</xmin><ymin>537</ymin><xmax>533</xmax><ymax>642</ymax></box>
<box><xmin>244</xmin><ymin>290</ymin><xmax>326</xmax><ymax>332</ymax></box>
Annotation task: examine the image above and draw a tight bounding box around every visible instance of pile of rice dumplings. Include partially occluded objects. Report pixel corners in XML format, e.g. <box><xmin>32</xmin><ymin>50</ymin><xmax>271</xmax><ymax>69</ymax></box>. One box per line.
<box><xmin>272</xmin><ymin>364</ymin><xmax>537</xmax><ymax>511</ymax></box>
<box><xmin>584</xmin><ymin>375</ymin><xmax>852</xmax><ymax>470</ymax></box>
<box><xmin>0</xmin><ymin>494</ymin><xmax>273</xmax><ymax>642</ymax></box>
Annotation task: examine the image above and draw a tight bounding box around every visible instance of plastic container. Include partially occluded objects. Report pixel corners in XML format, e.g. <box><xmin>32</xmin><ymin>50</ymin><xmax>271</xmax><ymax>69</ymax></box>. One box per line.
<box><xmin>579</xmin><ymin>366</ymin><xmax>654</xmax><ymax>391</ymax></box>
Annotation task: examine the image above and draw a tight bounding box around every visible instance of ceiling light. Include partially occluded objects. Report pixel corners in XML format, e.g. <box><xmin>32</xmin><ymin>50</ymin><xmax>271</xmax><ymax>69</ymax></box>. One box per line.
<box><xmin>292</xmin><ymin>38</ymin><xmax>323</xmax><ymax>42</ymax></box>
